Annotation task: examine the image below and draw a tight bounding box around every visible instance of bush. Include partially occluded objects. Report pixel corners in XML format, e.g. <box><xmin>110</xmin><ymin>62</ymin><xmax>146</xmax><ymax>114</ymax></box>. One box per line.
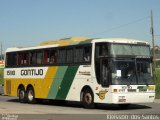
<box><xmin>0</xmin><ymin>67</ymin><xmax>4</xmax><ymax>85</ymax></box>
<box><xmin>156</xmin><ymin>60</ymin><xmax>160</xmax><ymax>68</ymax></box>
<box><xmin>154</xmin><ymin>68</ymin><xmax>160</xmax><ymax>99</ymax></box>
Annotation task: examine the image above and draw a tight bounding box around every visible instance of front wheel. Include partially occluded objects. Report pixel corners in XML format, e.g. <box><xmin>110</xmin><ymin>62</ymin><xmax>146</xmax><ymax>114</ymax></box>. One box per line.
<box><xmin>26</xmin><ymin>87</ymin><xmax>36</xmax><ymax>104</ymax></box>
<box><xmin>82</xmin><ymin>88</ymin><xmax>95</xmax><ymax>109</ymax></box>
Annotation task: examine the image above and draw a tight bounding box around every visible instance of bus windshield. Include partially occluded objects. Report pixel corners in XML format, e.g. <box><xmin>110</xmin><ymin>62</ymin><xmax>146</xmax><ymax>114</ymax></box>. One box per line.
<box><xmin>111</xmin><ymin>44</ymin><xmax>151</xmax><ymax>56</ymax></box>
<box><xmin>111</xmin><ymin>58</ymin><xmax>154</xmax><ymax>85</ymax></box>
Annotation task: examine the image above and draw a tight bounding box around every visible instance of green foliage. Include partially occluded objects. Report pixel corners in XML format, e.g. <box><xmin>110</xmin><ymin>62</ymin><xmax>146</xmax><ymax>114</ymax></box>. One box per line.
<box><xmin>154</xmin><ymin>68</ymin><xmax>160</xmax><ymax>99</ymax></box>
<box><xmin>156</xmin><ymin>60</ymin><xmax>160</xmax><ymax>68</ymax></box>
<box><xmin>0</xmin><ymin>67</ymin><xmax>4</xmax><ymax>85</ymax></box>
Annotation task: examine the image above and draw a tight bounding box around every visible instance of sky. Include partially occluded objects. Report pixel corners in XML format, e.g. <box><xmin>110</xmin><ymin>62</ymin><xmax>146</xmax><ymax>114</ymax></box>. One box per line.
<box><xmin>0</xmin><ymin>0</ymin><xmax>160</xmax><ymax>51</ymax></box>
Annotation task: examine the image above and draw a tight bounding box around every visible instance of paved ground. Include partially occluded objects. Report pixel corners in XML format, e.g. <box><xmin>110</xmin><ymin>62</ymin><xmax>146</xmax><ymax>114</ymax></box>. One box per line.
<box><xmin>0</xmin><ymin>95</ymin><xmax>160</xmax><ymax>120</ymax></box>
<box><xmin>0</xmin><ymin>85</ymin><xmax>3</xmax><ymax>95</ymax></box>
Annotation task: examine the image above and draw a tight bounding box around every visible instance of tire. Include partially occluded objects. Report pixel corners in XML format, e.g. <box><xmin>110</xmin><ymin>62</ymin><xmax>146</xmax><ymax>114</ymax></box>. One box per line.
<box><xmin>26</xmin><ymin>87</ymin><xmax>36</xmax><ymax>104</ymax></box>
<box><xmin>18</xmin><ymin>87</ymin><xmax>27</xmax><ymax>103</ymax></box>
<box><xmin>51</xmin><ymin>100</ymin><xmax>68</xmax><ymax>106</ymax></box>
<box><xmin>82</xmin><ymin>88</ymin><xmax>95</xmax><ymax>109</ymax></box>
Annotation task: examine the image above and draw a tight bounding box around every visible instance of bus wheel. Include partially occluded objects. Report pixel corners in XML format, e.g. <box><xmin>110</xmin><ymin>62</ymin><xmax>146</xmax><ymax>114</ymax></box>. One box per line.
<box><xmin>27</xmin><ymin>87</ymin><xmax>36</xmax><ymax>104</ymax></box>
<box><xmin>82</xmin><ymin>88</ymin><xmax>95</xmax><ymax>109</ymax></box>
<box><xmin>18</xmin><ymin>87</ymin><xmax>27</xmax><ymax>103</ymax></box>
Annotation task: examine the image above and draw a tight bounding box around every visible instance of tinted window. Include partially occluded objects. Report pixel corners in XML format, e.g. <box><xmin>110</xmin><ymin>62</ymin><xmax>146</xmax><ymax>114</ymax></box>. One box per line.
<box><xmin>96</xmin><ymin>43</ymin><xmax>108</xmax><ymax>58</ymax></box>
<box><xmin>30</xmin><ymin>52</ymin><xmax>37</xmax><ymax>65</ymax></box>
<box><xmin>50</xmin><ymin>50</ymin><xmax>57</xmax><ymax>64</ymax></box>
<box><xmin>6</xmin><ymin>53</ymin><xmax>17</xmax><ymax>66</ymax></box>
<box><xmin>18</xmin><ymin>53</ymin><xmax>29</xmax><ymax>65</ymax></box>
<box><xmin>57</xmin><ymin>49</ymin><xmax>66</xmax><ymax>64</ymax></box>
<box><xmin>84</xmin><ymin>46</ymin><xmax>91</xmax><ymax>62</ymax></box>
<box><xmin>44</xmin><ymin>50</ymin><xmax>50</xmax><ymax>64</ymax></box>
<box><xmin>66</xmin><ymin>48</ymin><xmax>73</xmax><ymax>63</ymax></box>
<box><xmin>74</xmin><ymin>47</ymin><xmax>83</xmax><ymax>63</ymax></box>
<box><xmin>37</xmin><ymin>51</ymin><xmax>43</xmax><ymax>64</ymax></box>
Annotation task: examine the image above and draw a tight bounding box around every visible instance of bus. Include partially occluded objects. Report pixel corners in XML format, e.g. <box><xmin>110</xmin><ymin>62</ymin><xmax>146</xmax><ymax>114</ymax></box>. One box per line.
<box><xmin>4</xmin><ymin>37</ymin><xmax>155</xmax><ymax>108</ymax></box>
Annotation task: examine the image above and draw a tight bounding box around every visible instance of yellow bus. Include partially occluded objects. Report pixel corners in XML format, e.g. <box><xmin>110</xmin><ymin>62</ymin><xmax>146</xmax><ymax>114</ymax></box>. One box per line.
<box><xmin>4</xmin><ymin>37</ymin><xmax>155</xmax><ymax>108</ymax></box>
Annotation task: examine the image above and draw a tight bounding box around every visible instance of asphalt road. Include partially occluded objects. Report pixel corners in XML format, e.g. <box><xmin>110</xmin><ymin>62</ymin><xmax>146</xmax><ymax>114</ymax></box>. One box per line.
<box><xmin>0</xmin><ymin>95</ymin><xmax>160</xmax><ymax>120</ymax></box>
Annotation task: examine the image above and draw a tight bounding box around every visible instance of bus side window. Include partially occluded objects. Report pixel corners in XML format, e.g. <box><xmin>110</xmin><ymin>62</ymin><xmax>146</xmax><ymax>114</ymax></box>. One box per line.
<box><xmin>37</xmin><ymin>51</ymin><xmax>43</xmax><ymax>64</ymax></box>
<box><xmin>44</xmin><ymin>50</ymin><xmax>50</xmax><ymax>64</ymax></box>
<box><xmin>30</xmin><ymin>52</ymin><xmax>37</xmax><ymax>65</ymax></box>
<box><xmin>84</xmin><ymin>46</ymin><xmax>91</xmax><ymax>62</ymax></box>
<box><xmin>23</xmin><ymin>53</ymin><xmax>29</xmax><ymax>65</ymax></box>
<box><xmin>6</xmin><ymin>53</ymin><xmax>17</xmax><ymax>66</ymax></box>
<box><xmin>26</xmin><ymin>53</ymin><xmax>29</xmax><ymax>65</ymax></box>
<box><xmin>66</xmin><ymin>48</ymin><xmax>73</xmax><ymax>63</ymax></box>
<box><xmin>57</xmin><ymin>49</ymin><xmax>66</xmax><ymax>64</ymax></box>
<box><xmin>74</xmin><ymin>47</ymin><xmax>83</xmax><ymax>63</ymax></box>
<box><xmin>18</xmin><ymin>54</ymin><xmax>23</xmax><ymax>65</ymax></box>
<box><xmin>50</xmin><ymin>50</ymin><xmax>57</xmax><ymax>64</ymax></box>
<box><xmin>96</xmin><ymin>43</ymin><xmax>108</xmax><ymax>58</ymax></box>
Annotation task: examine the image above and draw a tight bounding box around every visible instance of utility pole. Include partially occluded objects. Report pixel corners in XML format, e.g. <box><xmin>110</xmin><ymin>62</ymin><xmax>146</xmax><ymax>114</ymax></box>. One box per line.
<box><xmin>151</xmin><ymin>10</ymin><xmax>156</xmax><ymax>70</ymax></box>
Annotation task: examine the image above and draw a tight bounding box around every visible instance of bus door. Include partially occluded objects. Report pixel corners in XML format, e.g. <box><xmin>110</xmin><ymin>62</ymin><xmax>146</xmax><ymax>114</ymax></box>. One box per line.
<box><xmin>100</xmin><ymin>59</ymin><xmax>110</xmax><ymax>87</ymax></box>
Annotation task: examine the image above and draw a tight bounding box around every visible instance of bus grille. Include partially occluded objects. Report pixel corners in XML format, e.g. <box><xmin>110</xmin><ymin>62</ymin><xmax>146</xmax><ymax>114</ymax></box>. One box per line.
<box><xmin>6</xmin><ymin>80</ymin><xmax>11</xmax><ymax>95</ymax></box>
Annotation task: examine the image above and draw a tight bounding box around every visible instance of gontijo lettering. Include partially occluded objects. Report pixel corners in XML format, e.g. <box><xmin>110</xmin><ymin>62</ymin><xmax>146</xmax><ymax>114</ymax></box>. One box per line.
<box><xmin>21</xmin><ymin>69</ymin><xmax>43</xmax><ymax>76</ymax></box>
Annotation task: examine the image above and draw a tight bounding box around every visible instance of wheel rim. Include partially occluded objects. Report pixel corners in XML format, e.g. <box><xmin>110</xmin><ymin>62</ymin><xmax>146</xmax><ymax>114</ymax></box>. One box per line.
<box><xmin>84</xmin><ymin>93</ymin><xmax>92</xmax><ymax>104</ymax></box>
<box><xmin>19</xmin><ymin>90</ymin><xmax>25</xmax><ymax>99</ymax></box>
<box><xmin>28</xmin><ymin>90</ymin><xmax>34</xmax><ymax>101</ymax></box>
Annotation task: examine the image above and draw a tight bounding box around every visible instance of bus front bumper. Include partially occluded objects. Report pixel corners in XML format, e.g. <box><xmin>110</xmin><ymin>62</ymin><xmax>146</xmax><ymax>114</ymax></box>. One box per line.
<box><xmin>111</xmin><ymin>92</ymin><xmax>155</xmax><ymax>104</ymax></box>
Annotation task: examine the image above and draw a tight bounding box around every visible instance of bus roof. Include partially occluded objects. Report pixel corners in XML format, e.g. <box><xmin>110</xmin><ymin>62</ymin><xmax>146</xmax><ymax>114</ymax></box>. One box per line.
<box><xmin>6</xmin><ymin>37</ymin><xmax>149</xmax><ymax>53</ymax></box>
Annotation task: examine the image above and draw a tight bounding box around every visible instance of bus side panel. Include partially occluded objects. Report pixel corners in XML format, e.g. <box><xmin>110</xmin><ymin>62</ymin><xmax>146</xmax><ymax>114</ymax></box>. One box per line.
<box><xmin>47</xmin><ymin>66</ymin><xmax>79</xmax><ymax>100</ymax></box>
<box><xmin>4</xmin><ymin>78</ymin><xmax>43</xmax><ymax>97</ymax></box>
<box><xmin>64</xmin><ymin>65</ymin><xmax>111</xmax><ymax>103</ymax></box>
<box><xmin>36</xmin><ymin>66</ymin><xmax>58</xmax><ymax>98</ymax></box>
<box><xmin>55</xmin><ymin>66</ymin><xmax>79</xmax><ymax>100</ymax></box>
<box><xmin>66</xmin><ymin>65</ymin><xmax>93</xmax><ymax>101</ymax></box>
<box><xmin>4</xmin><ymin>67</ymin><xmax>58</xmax><ymax>99</ymax></box>
<box><xmin>47</xmin><ymin>66</ymin><xmax>68</xmax><ymax>99</ymax></box>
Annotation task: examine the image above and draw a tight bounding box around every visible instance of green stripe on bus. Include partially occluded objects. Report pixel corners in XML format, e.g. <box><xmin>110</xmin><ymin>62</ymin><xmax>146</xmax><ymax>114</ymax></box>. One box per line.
<box><xmin>56</xmin><ymin>66</ymin><xmax>79</xmax><ymax>100</ymax></box>
<box><xmin>48</xmin><ymin>66</ymin><xmax>68</xmax><ymax>99</ymax></box>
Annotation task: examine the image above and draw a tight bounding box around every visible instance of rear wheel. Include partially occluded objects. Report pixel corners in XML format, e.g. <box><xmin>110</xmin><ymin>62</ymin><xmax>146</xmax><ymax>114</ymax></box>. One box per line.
<box><xmin>18</xmin><ymin>87</ymin><xmax>27</xmax><ymax>103</ymax></box>
<box><xmin>82</xmin><ymin>88</ymin><xmax>95</xmax><ymax>109</ymax></box>
<box><xmin>26</xmin><ymin>87</ymin><xmax>36</xmax><ymax>104</ymax></box>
